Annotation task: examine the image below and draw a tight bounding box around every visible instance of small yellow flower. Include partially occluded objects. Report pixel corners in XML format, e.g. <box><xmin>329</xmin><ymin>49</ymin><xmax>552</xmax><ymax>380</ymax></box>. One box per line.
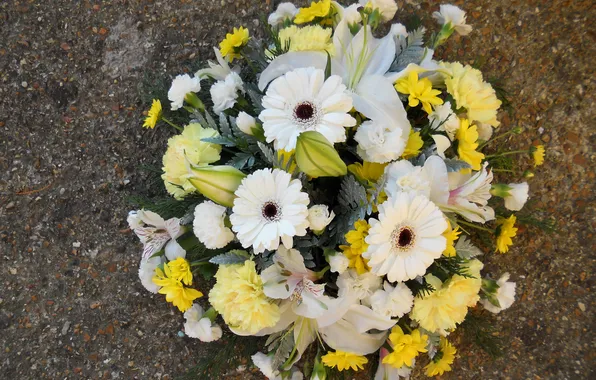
<box><xmin>532</xmin><ymin>145</ymin><xmax>545</xmax><ymax>166</ymax></box>
<box><xmin>340</xmin><ymin>220</ymin><xmax>371</xmax><ymax>274</ymax></box>
<box><xmin>276</xmin><ymin>149</ymin><xmax>296</xmax><ymax>173</ymax></box>
<box><xmin>278</xmin><ymin>25</ymin><xmax>334</xmax><ymax>54</ymax></box>
<box><xmin>167</xmin><ymin>257</ymin><xmax>193</xmax><ymax>286</ymax></box>
<box><xmin>322</xmin><ymin>350</ymin><xmax>368</xmax><ymax>372</ymax></box>
<box><xmin>442</xmin><ymin>220</ymin><xmax>461</xmax><ymax>257</ymax></box>
<box><xmin>401</xmin><ymin>130</ymin><xmax>424</xmax><ymax>159</ymax></box>
<box><xmin>456</xmin><ymin>119</ymin><xmax>485</xmax><ymax>171</ymax></box>
<box><xmin>383</xmin><ymin>326</ymin><xmax>428</xmax><ymax>369</ymax></box>
<box><xmin>294</xmin><ymin>0</ymin><xmax>331</xmax><ymax>24</ymax></box>
<box><xmin>152</xmin><ymin>264</ymin><xmax>203</xmax><ymax>312</ymax></box>
<box><xmin>348</xmin><ymin>161</ymin><xmax>387</xmax><ymax>184</ymax></box>
<box><xmin>395</xmin><ymin>71</ymin><xmax>444</xmax><ymax>114</ymax></box>
<box><xmin>496</xmin><ymin>215</ymin><xmax>517</xmax><ymax>253</ymax></box>
<box><xmin>425</xmin><ymin>337</ymin><xmax>457</xmax><ymax>376</ymax></box>
<box><xmin>143</xmin><ymin>99</ymin><xmax>162</xmax><ymax>129</ymax></box>
<box><xmin>219</xmin><ymin>26</ymin><xmax>249</xmax><ymax>62</ymax></box>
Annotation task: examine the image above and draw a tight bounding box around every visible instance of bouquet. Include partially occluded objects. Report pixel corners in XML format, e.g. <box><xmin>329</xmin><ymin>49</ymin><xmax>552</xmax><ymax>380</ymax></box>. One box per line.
<box><xmin>130</xmin><ymin>1</ymin><xmax>546</xmax><ymax>378</ymax></box>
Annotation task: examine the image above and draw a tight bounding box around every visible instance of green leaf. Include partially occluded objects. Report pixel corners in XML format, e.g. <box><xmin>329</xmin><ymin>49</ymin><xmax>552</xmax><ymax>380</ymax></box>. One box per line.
<box><xmin>209</xmin><ymin>250</ymin><xmax>250</xmax><ymax>265</ymax></box>
<box><xmin>455</xmin><ymin>236</ymin><xmax>484</xmax><ymax>259</ymax></box>
<box><xmin>324</xmin><ymin>52</ymin><xmax>332</xmax><ymax>80</ymax></box>
<box><xmin>444</xmin><ymin>158</ymin><xmax>472</xmax><ymax>172</ymax></box>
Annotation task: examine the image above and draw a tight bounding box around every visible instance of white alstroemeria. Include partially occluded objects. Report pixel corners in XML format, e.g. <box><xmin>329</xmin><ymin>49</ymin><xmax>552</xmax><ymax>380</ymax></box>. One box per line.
<box><xmin>211</xmin><ymin>71</ymin><xmax>244</xmax><ymax>114</ymax></box>
<box><xmin>183</xmin><ymin>304</ymin><xmax>223</xmax><ymax>342</ymax></box>
<box><xmin>138</xmin><ymin>256</ymin><xmax>163</xmax><ymax>293</ymax></box>
<box><xmin>359</xmin><ymin>0</ymin><xmax>398</xmax><ymax>22</ymax></box>
<box><xmin>236</xmin><ymin>111</ymin><xmax>257</xmax><ymax>135</ymax></box>
<box><xmin>354</xmin><ymin>119</ymin><xmax>409</xmax><ymax>163</ymax></box>
<box><xmin>370</xmin><ymin>281</ymin><xmax>414</xmax><ymax>318</ymax></box>
<box><xmin>442</xmin><ymin>162</ymin><xmax>495</xmax><ymax>223</ymax></box>
<box><xmin>432</xmin><ymin>4</ymin><xmax>472</xmax><ymax>36</ymax></box>
<box><xmin>480</xmin><ymin>273</ymin><xmax>516</xmax><ymax>314</ymax></box>
<box><xmin>384</xmin><ymin>156</ymin><xmax>449</xmax><ymax>204</ymax></box>
<box><xmin>327</xmin><ymin>251</ymin><xmax>350</xmax><ymax>274</ymax></box>
<box><xmin>503</xmin><ymin>182</ymin><xmax>529</xmax><ymax>211</ymax></box>
<box><xmin>337</xmin><ymin>269</ymin><xmax>382</xmax><ymax>305</ymax></box>
<box><xmin>268</xmin><ymin>2</ymin><xmax>299</xmax><ymax>26</ymax></box>
<box><xmin>128</xmin><ymin>210</ymin><xmax>185</xmax><ymax>260</ymax></box>
<box><xmin>168</xmin><ymin>74</ymin><xmax>201</xmax><ymax>111</ymax></box>
<box><xmin>428</xmin><ymin>101</ymin><xmax>460</xmax><ymax>139</ymax></box>
<box><xmin>431</xmin><ymin>134</ymin><xmax>451</xmax><ymax>158</ymax></box>
<box><xmin>375</xmin><ymin>349</ymin><xmax>413</xmax><ymax>380</ymax></box>
<box><xmin>196</xmin><ymin>47</ymin><xmax>238</xmax><ymax>81</ymax></box>
<box><xmin>307</xmin><ymin>205</ymin><xmax>335</xmax><ymax>233</ymax></box>
<box><xmin>262</xmin><ymin>247</ymin><xmax>329</xmax><ymax>319</ymax></box>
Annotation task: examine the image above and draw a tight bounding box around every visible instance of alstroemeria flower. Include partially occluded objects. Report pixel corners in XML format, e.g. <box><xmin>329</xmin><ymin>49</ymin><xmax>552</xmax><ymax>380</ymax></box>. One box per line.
<box><xmin>128</xmin><ymin>210</ymin><xmax>185</xmax><ymax>261</ymax></box>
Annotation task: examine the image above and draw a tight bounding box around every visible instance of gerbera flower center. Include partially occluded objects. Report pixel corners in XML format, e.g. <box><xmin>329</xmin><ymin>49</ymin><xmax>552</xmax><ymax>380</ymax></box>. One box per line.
<box><xmin>262</xmin><ymin>201</ymin><xmax>281</xmax><ymax>221</ymax></box>
<box><xmin>292</xmin><ymin>101</ymin><xmax>321</xmax><ymax>130</ymax></box>
<box><xmin>391</xmin><ymin>226</ymin><xmax>416</xmax><ymax>251</ymax></box>
<box><xmin>294</xmin><ymin>102</ymin><xmax>315</xmax><ymax>120</ymax></box>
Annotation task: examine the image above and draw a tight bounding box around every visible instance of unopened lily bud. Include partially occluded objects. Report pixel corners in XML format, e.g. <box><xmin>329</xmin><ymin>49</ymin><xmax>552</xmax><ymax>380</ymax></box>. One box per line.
<box><xmin>295</xmin><ymin>131</ymin><xmax>347</xmax><ymax>178</ymax></box>
<box><xmin>236</xmin><ymin>111</ymin><xmax>257</xmax><ymax>135</ymax></box>
<box><xmin>187</xmin><ymin>165</ymin><xmax>246</xmax><ymax>207</ymax></box>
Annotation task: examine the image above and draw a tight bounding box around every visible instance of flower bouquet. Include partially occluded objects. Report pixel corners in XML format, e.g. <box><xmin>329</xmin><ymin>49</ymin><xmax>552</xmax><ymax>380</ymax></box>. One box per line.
<box><xmin>130</xmin><ymin>1</ymin><xmax>546</xmax><ymax>378</ymax></box>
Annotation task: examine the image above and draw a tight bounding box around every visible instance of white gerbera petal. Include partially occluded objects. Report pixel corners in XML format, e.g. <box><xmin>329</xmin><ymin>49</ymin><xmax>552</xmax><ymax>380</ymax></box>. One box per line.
<box><xmin>168</xmin><ymin>74</ymin><xmax>201</xmax><ymax>111</ymax></box>
<box><xmin>230</xmin><ymin>169</ymin><xmax>309</xmax><ymax>254</ymax></box>
<box><xmin>364</xmin><ymin>192</ymin><xmax>448</xmax><ymax>282</ymax></box>
<box><xmin>384</xmin><ymin>156</ymin><xmax>449</xmax><ymax>204</ymax></box>
<box><xmin>259</xmin><ymin>67</ymin><xmax>355</xmax><ymax>151</ymax></box>
<box><xmin>193</xmin><ymin>201</ymin><xmax>235</xmax><ymax>249</ymax></box>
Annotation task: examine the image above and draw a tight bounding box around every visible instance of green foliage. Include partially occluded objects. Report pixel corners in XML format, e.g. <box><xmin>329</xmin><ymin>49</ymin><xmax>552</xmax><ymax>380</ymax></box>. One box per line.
<box><xmin>429</xmin><ymin>256</ymin><xmax>475</xmax><ymax>282</ymax></box>
<box><xmin>328</xmin><ymin>175</ymin><xmax>368</xmax><ymax>245</ymax></box>
<box><xmin>455</xmin><ymin>236</ymin><xmax>484</xmax><ymax>259</ymax></box>
<box><xmin>391</xmin><ymin>27</ymin><xmax>427</xmax><ymax>72</ymax></box>
<box><xmin>460</xmin><ymin>311</ymin><xmax>505</xmax><ymax>358</ymax></box>
<box><xmin>127</xmin><ymin>195</ymin><xmax>202</xmax><ymax>220</ymax></box>
<box><xmin>407</xmin><ymin>276</ymin><xmax>436</xmax><ymax>298</ymax></box>
<box><xmin>209</xmin><ymin>250</ymin><xmax>250</xmax><ymax>265</ymax></box>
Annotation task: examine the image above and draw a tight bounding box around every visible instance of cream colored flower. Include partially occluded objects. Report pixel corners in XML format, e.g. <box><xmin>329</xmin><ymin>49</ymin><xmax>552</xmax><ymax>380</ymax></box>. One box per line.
<box><xmin>432</xmin><ymin>4</ymin><xmax>472</xmax><ymax>36</ymax></box>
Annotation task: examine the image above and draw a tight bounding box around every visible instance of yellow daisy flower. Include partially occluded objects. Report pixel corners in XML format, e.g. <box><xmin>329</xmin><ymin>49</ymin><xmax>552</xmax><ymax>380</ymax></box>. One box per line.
<box><xmin>143</xmin><ymin>99</ymin><xmax>162</xmax><ymax>129</ymax></box>
<box><xmin>348</xmin><ymin>161</ymin><xmax>387</xmax><ymax>184</ymax></box>
<box><xmin>496</xmin><ymin>215</ymin><xmax>517</xmax><ymax>253</ymax></box>
<box><xmin>394</xmin><ymin>71</ymin><xmax>444</xmax><ymax>114</ymax></box>
<box><xmin>531</xmin><ymin>145</ymin><xmax>545</xmax><ymax>166</ymax></box>
<box><xmin>425</xmin><ymin>337</ymin><xmax>457</xmax><ymax>376</ymax></box>
<box><xmin>276</xmin><ymin>149</ymin><xmax>296</xmax><ymax>173</ymax></box>
<box><xmin>152</xmin><ymin>264</ymin><xmax>203</xmax><ymax>312</ymax></box>
<box><xmin>166</xmin><ymin>257</ymin><xmax>193</xmax><ymax>286</ymax></box>
<box><xmin>294</xmin><ymin>0</ymin><xmax>331</xmax><ymax>24</ymax></box>
<box><xmin>278</xmin><ymin>25</ymin><xmax>334</xmax><ymax>54</ymax></box>
<box><xmin>456</xmin><ymin>119</ymin><xmax>485</xmax><ymax>171</ymax></box>
<box><xmin>322</xmin><ymin>350</ymin><xmax>368</xmax><ymax>371</ymax></box>
<box><xmin>383</xmin><ymin>326</ymin><xmax>428</xmax><ymax>368</ymax></box>
<box><xmin>340</xmin><ymin>219</ymin><xmax>371</xmax><ymax>274</ymax></box>
<box><xmin>442</xmin><ymin>220</ymin><xmax>461</xmax><ymax>257</ymax></box>
<box><xmin>219</xmin><ymin>26</ymin><xmax>249</xmax><ymax>62</ymax></box>
<box><xmin>401</xmin><ymin>130</ymin><xmax>424</xmax><ymax>159</ymax></box>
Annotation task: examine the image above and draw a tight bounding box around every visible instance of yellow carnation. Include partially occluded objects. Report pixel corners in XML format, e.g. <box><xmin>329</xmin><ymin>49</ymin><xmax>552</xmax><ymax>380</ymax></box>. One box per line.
<box><xmin>382</xmin><ymin>326</ymin><xmax>428</xmax><ymax>368</ymax></box>
<box><xmin>456</xmin><ymin>119</ymin><xmax>485</xmax><ymax>171</ymax></box>
<box><xmin>209</xmin><ymin>260</ymin><xmax>280</xmax><ymax>334</ymax></box>
<box><xmin>161</xmin><ymin>123</ymin><xmax>221</xmax><ymax>199</ymax></box>
<box><xmin>294</xmin><ymin>0</ymin><xmax>331</xmax><ymax>24</ymax></box>
<box><xmin>496</xmin><ymin>215</ymin><xmax>517</xmax><ymax>253</ymax></box>
<box><xmin>322</xmin><ymin>350</ymin><xmax>368</xmax><ymax>371</ymax></box>
<box><xmin>425</xmin><ymin>337</ymin><xmax>457</xmax><ymax>376</ymax></box>
<box><xmin>441</xmin><ymin>61</ymin><xmax>502</xmax><ymax>127</ymax></box>
<box><xmin>340</xmin><ymin>219</ymin><xmax>371</xmax><ymax>274</ymax></box>
<box><xmin>278</xmin><ymin>25</ymin><xmax>334</xmax><ymax>54</ymax></box>
<box><xmin>401</xmin><ymin>130</ymin><xmax>424</xmax><ymax>159</ymax></box>
<box><xmin>219</xmin><ymin>26</ymin><xmax>249</xmax><ymax>62</ymax></box>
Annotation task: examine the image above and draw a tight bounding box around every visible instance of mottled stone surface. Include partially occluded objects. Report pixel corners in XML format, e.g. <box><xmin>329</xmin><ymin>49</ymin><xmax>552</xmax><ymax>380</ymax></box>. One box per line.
<box><xmin>0</xmin><ymin>0</ymin><xmax>593</xmax><ymax>379</ymax></box>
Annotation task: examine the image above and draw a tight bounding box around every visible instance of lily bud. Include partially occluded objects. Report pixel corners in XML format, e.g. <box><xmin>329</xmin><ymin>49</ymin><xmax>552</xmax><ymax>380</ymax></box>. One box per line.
<box><xmin>295</xmin><ymin>131</ymin><xmax>347</xmax><ymax>178</ymax></box>
<box><xmin>187</xmin><ymin>165</ymin><xmax>246</xmax><ymax>207</ymax></box>
<box><xmin>235</xmin><ymin>111</ymin><xmax>256</xmax><ymax>135</ymax></box>
<box><xmin>523</xmin><ymin>170</ymin><xmax>534</xmax><ymax>179</ymax></box>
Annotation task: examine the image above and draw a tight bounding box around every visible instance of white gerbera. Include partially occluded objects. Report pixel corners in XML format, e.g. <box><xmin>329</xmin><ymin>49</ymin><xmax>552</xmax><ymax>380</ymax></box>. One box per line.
<box><xmin>432</xmin><ymin>4</ymin><xmax>472</xmax><ymax>36</ymax></box>
<box><xmin>168</xmin><ymin>74</ymin><xmax>201</xmax><ymax>111</ymax></box>
<box><xmin>193</xmin><ymin>201</ymin><xmax>234</xmax><ymax>249</ymax></box>
<box><xmin>259</xmin><ymin>67</ymin><xmax>356</xmax><ymax>151</ymax></box>
<box><xmin>230</xmin><ymin>168</ymin><xmax>310</xmax><ymax>253</ymax></box>
<box><xmin>370</xmin><ymin>281</ymin><xmax>414</xmax><ymax>318</ymax></box>
<box><xmin>211</xmin><ymin>71</ymin><xmax>244</xmax><ymax>114</ymax></box>
<box><xmin>183</xmin><ymin>303</ymin><xmax>223</xmax><ymax>342</ymax></box>
<box><xmin>364</xmin><ymin>192</ymin><xmax>448</xmax><ymax>283</ymax></box>
<box><xmin>354</xmin><ymin>119</ymin><xmax>408</xmax><ymax>163</ymax></box>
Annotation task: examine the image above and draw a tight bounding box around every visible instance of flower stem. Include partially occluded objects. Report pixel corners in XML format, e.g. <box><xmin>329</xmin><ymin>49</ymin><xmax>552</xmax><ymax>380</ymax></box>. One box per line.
<box><xmin>457</xmin><ymin>219</ymin><xmax>494</xmax><ymax>233</ymax></box>
<box><xmin>491</xmin><ymin>168</ymin><xmax>515</xmax><ymax>173</ymax></box>
<box><xmin>162</xmin><ymin>117</ymin><xmax>183</xmax><ymax>132</ymax></box>
<box><xmin>485</xmin><ymin>150</ymin><xmax>528</xmax><ymax>159</ymax></box>
<box><xmin>478</xmin><ymin>130</ymin><xmax>513</xmax><ymax>150</ymax></box>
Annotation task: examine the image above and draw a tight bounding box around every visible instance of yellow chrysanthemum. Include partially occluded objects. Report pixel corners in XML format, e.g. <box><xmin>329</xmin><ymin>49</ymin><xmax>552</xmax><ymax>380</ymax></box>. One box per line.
<box><xmin>425</xmin><ymin>337</ymin><xmax>457</xmax><ymax>377</ymax></box>
<box><xmin>161</xmin><ymin>123</ymin><xmax>221</xmax><ymax>199</ymax></box>
<box><xmin>294</xmin><ymin>0</ymin><xmax>331</xmax><ymax>24</ymax></box>
<box><xmin>442</xmin><ymin>221</ymin><xmax>461</xmax><ymax>257</ymax></box>
<box><xmin>209</xmin><ymin>261</ymin><xmax>280</xmax><ymax>334</ymax></box>
<box><xmin>382</xmin><ymin>326</ymin><xmax>428</xmax><ymax>369</ymax></box>
<box><xmin>395</xmin><ymin>71</ymin><xmax>444</xmax><ymax>114</ymax></box>
<box><xmin>532</xmin><ymin>145</ymin><xmax>545</xmax><ymax>167</ymax></box>
<box><xmin>322</xmin><ymin>350</ymin><xmax>368</xmax><ymax>371</ymax></box>
<box><xmin>219</xmin><ymin>26</ymin><xmax>249</xmax><ymax>62</ymax></box>
<box><xmin>411</xmin><ymin>259</ymin><xmax>483</xmax><ymax>333</ymax></box>
<box><xmin>456</xmin><ymin>119</ymin><xmax>485</xmax><ymax>171</ymax></box>
<box><xmin>340</xmin><ymin>220</ymin><xmax>371</xmax><ymax>274</ymax></box>
<box><xmin>278</xmin><ymin>25</ymin><xmax>334</xmax><ymax>54</ymax></box>
<box><xmin>152</xmin><ymin>264</ymin><xmax>203</xmax><ymax>312</ymax></box>
<box><xmin>276</xmin><ymin>149</ymin><xmax>297</xmax><ymax>173</ymax></box>
<box><xmin>401</xmin><ymin>130</ymin><xmax>424</xmax><ymax>159</ymax></box>
<box><xmin>143</xmin><ymin>99</ymin><xmax>162</xmax><ymax>129</ymax></box>
<box><xmin>441</xmin><ymin>61</ymin><xmax>502</xmax><ymax>127</ymax></box>
<box><xmin>496</xmin><ymin>215</ymin><xmax>517</xmax><ymax>253</ymax></box>
<box><xmin>167</xmin><ymin>257</ymin><xmax>193</xmax><ymax>286</ymax></box>
<box><xmin>348</xmin><ymin>161</ymin><xmax>387</xmax><ymax>184</ymax></box>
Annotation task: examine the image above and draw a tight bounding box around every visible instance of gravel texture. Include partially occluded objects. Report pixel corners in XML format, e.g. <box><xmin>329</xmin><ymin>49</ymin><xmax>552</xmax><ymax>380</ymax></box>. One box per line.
<box><xmin>0</xmin><ymin>0</ymin><xmax>594</xmax><ymax>379</ymax></box>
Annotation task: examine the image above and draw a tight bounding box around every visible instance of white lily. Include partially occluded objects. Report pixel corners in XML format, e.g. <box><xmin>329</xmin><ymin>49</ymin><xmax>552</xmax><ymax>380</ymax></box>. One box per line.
<box><xmin>128</xmin><ymin>210</ymin><xmax>185</xmax><ymax>260</ymax></box>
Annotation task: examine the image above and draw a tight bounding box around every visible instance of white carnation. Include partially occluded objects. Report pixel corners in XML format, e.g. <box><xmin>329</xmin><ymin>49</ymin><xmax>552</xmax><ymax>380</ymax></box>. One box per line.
<box><xmin>138</xmin><ymin>256</ymin><xmax>162</xmax><ymax>294</ymax></box>
<box><xmin>337</xmin><ymin>269</ymin><xmax>382</xmax><ymax>304</ymax></box>
<box><xmin>360</xmin><ymin>0</ymin><xmax>398</xmax><ymax>22</ymax></box>
<box><xmin>193</xmin><ymin>201</ymin><xmax>234</xmax><ymax>249</ymax></box>
<box><xmin>354</xmin><ymin>119</ymin><xmax>408</xmax><ymax>163</ymax></box>
<box><xmin>328</xmin><ymin>252</ymin><xmax>350</xmax><ymax>274</ymax></box>
<box><xmin>268</xmin><ymin>2</ymin><xmax>299</xmax><ymax>26</ymax></box>
<box><xmin>342</xmin><ymin>4</ymin><xmax>362</xmax><ymax>25</ymax></box>
<box><xmin>183</xmin><ymin>304</ymin><xmax>223</xmax><ymax>342</ymax></box>
<box><xmin>432</xmin><ymin>4</ymin><xmax>472</xmax><ymax>36</ymax></box>
<box><xmin>168</xmin><ymin>74</ymin><xmax>201</xmax><ymax>111</ymax></box>
<box><xmin>370</xmin><ymin>281</ymin><xmax>414</xmax><ymax>318</ymax></box>
<box><xmin>307</xmin><ymin>205</ymin><xmax>335</xmax><ymax>233</ymax></box>
<box><xmin>236</xmin><ymin>111</ymin><xmax>256</xmax><ymax>135</ymax></box>
<box><xmin>252</xmin><ymin>352</ymin><xmax>278</xmax><ymax>379</ymax></box>
<box><xmin>504</xmin><ymin>182</ymin><xmax>529</xmax><ymax>211</ymax></box>
<box><xmin>210</xmin><ymin>71</ymin><xmax>244</xmax><ymax>114</ymax></box>
<box><xmin>480</xmin><ymin>273</ymin><xmax>516</xmax><ymax>313</ymax></box>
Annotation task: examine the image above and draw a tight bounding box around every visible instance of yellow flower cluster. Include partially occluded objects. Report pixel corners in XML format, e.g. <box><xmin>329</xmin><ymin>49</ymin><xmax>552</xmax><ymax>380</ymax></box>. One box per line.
<box><xmin>152</xmin><ymin>258</ymin><xmax>202</xmax><ymax>312</ymax></box>
<box><xmin>442</xmin><ymin>221</ymin><xmax>461</xmax><ymax>257</ymax></box>
<box><xmin>348</xmin><ymin>161</ymin><xmax>388</xmax><ymax>211</ymax></box>
<box><xmin>322</xmin><ymin>350</ymin><xmax>368</xmax><ymax>371</ymax></box>
<box><xmin>456</xmin><ymin>119</ymin><xmax>485</xmax><ymax>170</ymax></box>
<box><xmin>401</xmin><ymin>130</ymin><xmax>424</xmax><ymax>159</ymax></box>
<box><xmin>161</xmin><ymin>123</ymin><xmax>221</xmax><ymax>199</ymax></box>
<box><xmin>425</xmin><ymin>337</ymin><xmax>457</xmax><ymax>376</ymax></box>
<box><xmin>294</xmin><ymin>0</ymin><xmax>331</xmax><ymax>24</ymax></box>
<box><xmin>496</xmin><ymin>215</ymin><xmax>518</xmax><ymax>253</ymax></box>
<box><xmin>209</xmin><ymin>260</ymin><xmax>280</xmax><ymax>334</ymax></box>
<box><xmin>340</xmin><ymin>219</ymin><xmax>371</xmax><ymax>274</ymax></box>
<box><xmin>219</xmin><ymin>26</ymin><xmax>249</xmax><ymax>62</ymax></box>
<box><xmin>395</xmin><ymin>71</ymin><xmax>444</xmax><ymax>114</ymax></box>
<box><xmin>532</xmin><ymin>145</ymin><xmax>545</xmax><ymax>166</ymax></box>
<box><xmin>278</xmin><ymin>25</ymin><xmax>334</xmax><ymax>54</ymax></box>
<box><xmin>143</xmin><ymin>99</ymin><xmax>162</xmax><ymax>129</ymax></box>
<box><xmin>411</xmin><ymin>259</ymin><xmax>483</xmax><ymax>333</ymax></box>
<box><xmin>441</xmin><ymin>61</ymin><xmax>502</xmax><ymax>127</ymax></box>
<box><xmin>382</xmin><ymin>326</ymin><xmax>428</xmax><ymax>368</ymax></box>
